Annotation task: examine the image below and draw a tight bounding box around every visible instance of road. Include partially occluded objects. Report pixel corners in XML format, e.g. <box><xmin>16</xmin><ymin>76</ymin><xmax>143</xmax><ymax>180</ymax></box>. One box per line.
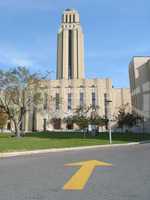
<box><xmin>0</xmin><ymin>143</ymin><xmax>150</xmax><ymax>200</ymax></box>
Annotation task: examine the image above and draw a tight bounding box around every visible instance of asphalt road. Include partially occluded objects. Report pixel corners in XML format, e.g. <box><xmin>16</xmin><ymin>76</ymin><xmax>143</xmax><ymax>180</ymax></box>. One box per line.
<box><xmin>0</xmin><ymin>143</ymin><xmax>150</xmax><ymax>200</ymax></box>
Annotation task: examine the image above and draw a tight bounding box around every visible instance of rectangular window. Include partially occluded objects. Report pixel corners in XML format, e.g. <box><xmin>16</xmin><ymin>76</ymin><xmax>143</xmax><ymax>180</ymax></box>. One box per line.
<box><xmin>69</xmin><ymin>15</ymin><xmax>72</xmax><ymax>23</ymax></box>
<box><xmin>73</xmin><ymin>14</ymin><xmax>75</xmax><ymax>23</ymax></box>
<box><xmin>104</xmin><ymin>93</ymin><xmax>107</xmax><ymax>118</ymax></box>
<box><xmin>80</xmin><ymin>92</ymin><xmax>84</xmax><ymax>108</ymax></box>
<box><xmin>55</xmin><ymin>93</ymin><xmax>60</xmax><ymax>110</ymax></box>
<box><xmin>43</xmin><ymin>118</ymin><xmax>47</xmax><ymax>131</ymax></box>
<box><xmin>68</xmin><ymin>93</ymin><xmax>72</xmax><ymax>111</ymax></box>
<box><xmin>66</xmin><ymin>15</ymin><xmax>68</xmax><ymax>23</ymax></box>
<box><xmin>92</xmin><ymin>92</ymin><xmax>96</xmax><ymax>107</ymax></box>
<box><xmin>43</xmin><ymin>93</ymin><xmax>48</xmax><ymax>110</ymax></box>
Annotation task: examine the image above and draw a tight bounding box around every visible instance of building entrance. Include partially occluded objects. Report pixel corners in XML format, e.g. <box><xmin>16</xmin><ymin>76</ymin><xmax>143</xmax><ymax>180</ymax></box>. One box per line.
<box><xmin>66</xmin><ymin>123</ymin><xmax>73</xmax><ymax>130</ymax></box>
<box><xmin>53</xmin><ymin>118</ymin><xmax>61</xmax><ymax>129</ymax></box>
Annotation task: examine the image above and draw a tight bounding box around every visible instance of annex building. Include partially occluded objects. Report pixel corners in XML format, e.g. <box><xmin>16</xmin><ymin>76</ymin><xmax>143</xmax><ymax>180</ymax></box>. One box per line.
<box><xmin>129</xmin><ymin>56</ymin><xmax>150</xmax><ymax>132</ymax></box>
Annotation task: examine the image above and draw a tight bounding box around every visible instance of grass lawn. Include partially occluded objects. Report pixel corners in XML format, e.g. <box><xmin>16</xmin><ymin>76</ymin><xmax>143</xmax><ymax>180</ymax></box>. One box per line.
<box><xmin>0</xmin><ymin>131</ymin><xmax>150</xmax><ymax>153</ymax></box>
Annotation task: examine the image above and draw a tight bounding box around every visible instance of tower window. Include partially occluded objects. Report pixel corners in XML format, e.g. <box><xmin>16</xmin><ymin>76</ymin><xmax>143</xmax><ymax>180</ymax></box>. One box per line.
<box><xmin>73</xmin><ymin>14</ymin><xmax>75</xmax><ymax>23</ymax></box>
<box><xmin>68</xmin><ymin>93</ymin><xmax>72</xmax><ymax>111</ymax></box>
<box><xmin>68</xmin><ymin>30</ymin><xmax>72</xmax><ymax>79</ymax></box>
<box><xmin>67</xmin><ymin>14</ymin><xmax>70</xmax><ymax>22</ymax></box>
<box><xmin>65</xmin><ymin>15</ymin><xmax>67</xmax><ymax>23</ymax></box>
<box><xmin>69</xmin><ymin>15</ymin><xmax>72</xmax><ymax>23</ymax></box>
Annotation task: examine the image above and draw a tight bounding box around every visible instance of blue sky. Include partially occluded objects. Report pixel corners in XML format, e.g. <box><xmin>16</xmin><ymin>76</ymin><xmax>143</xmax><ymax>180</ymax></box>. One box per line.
<box><xmin>0</xmin><ymin>0</ymin><xmax>150</xmax><ymax>87</ymax></box>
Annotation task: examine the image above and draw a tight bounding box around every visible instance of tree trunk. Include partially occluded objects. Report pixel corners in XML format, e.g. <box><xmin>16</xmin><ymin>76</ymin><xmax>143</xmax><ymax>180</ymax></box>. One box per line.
<box><xmin>13</xmin><ymin>120</ymin><xmax>21</xmax><ymax>138</ymax></box>
<box><xmin>16</xmin><ymin>127</ymin><xmax>21</xmax><ymax>138</ymax></box>
<box><xmin>83</xmin><ymin>129</ymin><xmax>86</xmax><ymax>138</ymax></box>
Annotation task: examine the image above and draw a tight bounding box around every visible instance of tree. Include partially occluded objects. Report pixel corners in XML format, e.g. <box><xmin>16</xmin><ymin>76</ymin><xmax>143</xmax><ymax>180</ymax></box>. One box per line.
<box><xmin>73</xmin><ymin>115</ymin><xmax>89</xmax><ymax>130</ymax></box>
<box><xmin>89</xmin><ymin>115</ymin><xmax>107</xmax><ymax>127</ymax></box>
<box><xmin>63</xmin><ymin>116</ymin><xmax>74</xmax><ymax>126</ymax></box>
<box><xmin>0</xmin><ymin>107</ymin><xmax>8</xmax><ymax>132</ymax></box>
<box><xmin>117</xmin><ymin>105</ymin><xmax>127</xmax><ymax>131</ymax></box>
<box><xmin>63</xmin><ymin>105</ymin><xmax>90</xmax><ymax>135</ymax></box>
<box><xmin>64</xmin><ymin>105</ymin><xmax>105</xmax><ymax>136</ymax></box>
<box><xmin>123</xmin><ymin>112</ymin><xmax>142</xmax><ymax>129</ymax></box>
<box><xmin>117</xmin><ymin>104</ymin><xmax>142</xmax><ymax>131</ymax></box>
<box><xmin>0</xmin><ymin>67</ymin><xmax>45</xmax><ymax>137</ymax></box>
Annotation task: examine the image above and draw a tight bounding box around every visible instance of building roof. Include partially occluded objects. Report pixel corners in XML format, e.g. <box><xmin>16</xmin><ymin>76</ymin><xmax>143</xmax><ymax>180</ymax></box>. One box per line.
<box><xmin>64</xmin><ymin>8</ymin><xmax>77</xmax><ymax>12</ymax></box>
<box><xmin>65</xmin><ymin>8</ymin><xmax>72</xmax><ymax>11</ymax></box>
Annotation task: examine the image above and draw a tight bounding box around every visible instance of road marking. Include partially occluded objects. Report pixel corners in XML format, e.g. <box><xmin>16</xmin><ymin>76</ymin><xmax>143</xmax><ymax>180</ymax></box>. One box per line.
<box><xmin>63</xmin><ymin>160</ymin><xmax>112</xmax><ymax>190</ymax></box>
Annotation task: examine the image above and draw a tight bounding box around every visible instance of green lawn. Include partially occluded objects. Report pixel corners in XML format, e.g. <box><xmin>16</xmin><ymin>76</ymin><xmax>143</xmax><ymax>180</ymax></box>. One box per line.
<box><xmin>0</xmin><ymin>131</ymin><xmax>150</xmax><ymax>153</ymax></box>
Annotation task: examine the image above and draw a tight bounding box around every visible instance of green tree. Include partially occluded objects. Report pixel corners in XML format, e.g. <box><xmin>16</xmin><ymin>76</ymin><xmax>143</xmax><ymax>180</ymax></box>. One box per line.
<box><xmin>123</xmin><ymin>112</ymin><xmax>142</xmax><ymax>129</ymax></box>
<box><xmin>65</xmin><ymin>105</ymin><xmax>105</xmax><ymax>136</ymax></box>
<box><xmin>63</xmin><ymin>116</ymin><xmax>74</xmax><ymax>126</ymax></box>
<box><xmin>73</xmin><ymin>115</ymin><xmax>89</xmax><ymax>130</ymax></box>
<box><xmin>117</xmin><ymin>105</ymin><xmax>127</xmax><ymax>131</ymax></box>
<box><xmin>89</xmin><ymin>115</ymin><xmax>107</xmax><ymax>127</ymax></box>
<box><xmin>117</xmin><ymin>104</ymin><xmax>142</xmax><ymax>131</ymax></box>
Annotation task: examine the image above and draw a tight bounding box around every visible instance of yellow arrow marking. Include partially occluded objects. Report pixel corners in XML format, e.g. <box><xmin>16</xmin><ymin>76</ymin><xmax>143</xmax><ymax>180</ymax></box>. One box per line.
<box><xmin>63</xmin><ymin>160</ymin><xmax>112</xmax><ymax>190</ymax></box>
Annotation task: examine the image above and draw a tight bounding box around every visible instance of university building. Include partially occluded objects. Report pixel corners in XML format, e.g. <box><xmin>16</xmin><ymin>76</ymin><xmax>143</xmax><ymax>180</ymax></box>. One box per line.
<box><xmin>24</xmin><ymin>9</ymin><xmax>131</xmax><ymax>131</ymax></box>
<box><xmin>129</xmin><ymin>56</ymin><xmax>150</xmax><ymax>132</ymax></box>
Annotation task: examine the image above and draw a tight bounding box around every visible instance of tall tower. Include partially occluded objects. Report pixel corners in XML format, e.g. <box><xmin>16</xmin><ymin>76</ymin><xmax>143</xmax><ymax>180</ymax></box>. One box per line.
<box><xmin>57</xmin><ymin>9</ymin><xmax>85</xmax><ymax>79</ymax></box>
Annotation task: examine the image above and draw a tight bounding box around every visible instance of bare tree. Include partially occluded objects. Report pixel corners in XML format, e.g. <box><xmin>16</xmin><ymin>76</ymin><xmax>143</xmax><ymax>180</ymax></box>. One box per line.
<box><xmin>0</xmin><ymin>106</ymin><xmax>8</xmax><ymax>132</ymax></box>
<box><xmin>0</xmin><ymin>67</ymin><xmax>45</xmax><ymax>137</ymax></box>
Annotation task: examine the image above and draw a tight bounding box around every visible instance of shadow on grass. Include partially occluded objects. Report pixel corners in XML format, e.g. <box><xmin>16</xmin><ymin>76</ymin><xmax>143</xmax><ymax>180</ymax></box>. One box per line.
<box><xmin>25</xmin><ymin>131</ymin><xmax>150</xmax><ymax>143</ymax></box>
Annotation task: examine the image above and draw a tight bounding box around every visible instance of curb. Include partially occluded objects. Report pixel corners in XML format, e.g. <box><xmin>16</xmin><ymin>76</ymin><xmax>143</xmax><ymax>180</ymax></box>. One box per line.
<box><xmin>0</xmin><ymin>141</ymin><xmax>147</xmax><ymax>158</ymax></box>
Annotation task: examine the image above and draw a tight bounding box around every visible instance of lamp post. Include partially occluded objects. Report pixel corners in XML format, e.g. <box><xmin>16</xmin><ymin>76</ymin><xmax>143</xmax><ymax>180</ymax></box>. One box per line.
<box><xmin>108</xmin><ymin>115</ymin><xmax>112</xmax><ymax>144</ymax></box>
<box><xmin>105</xmin><ymin>94</ymin><xmax>112</xmax><ymax>144</ymax></box>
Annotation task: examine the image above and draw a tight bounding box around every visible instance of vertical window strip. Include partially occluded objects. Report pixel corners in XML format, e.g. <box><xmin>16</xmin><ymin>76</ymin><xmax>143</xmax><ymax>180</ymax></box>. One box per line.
<box><xmin>55</xmin><ymin>93</ymin><xmax>60</xmax><ymax>110</ymax></box>
<box><xmin>73</xmin><ymin>14</ymin><xmax>76</xmax><ymax>23</ymax></box>
<box><xmin>69</xmin><ymin>14</ymin><xmax>72</xmax><ymax>23</ymax></box>
<box><xmin>92</xmin><ymin>92</ymin><xmax>96</xmax><ymax>107</ymax></box>
<box><xmin>68</xmin><ymin>30</ymin><xmax>72</xmax><ymax>79</ymax></box>
<box><xmin>80</xmin><ymin>92</ymin><xmax>84</xmax><ymax>108</ymax></box>
<box><xmin>61</xmin><ymin>32</ymin><xmax>63</xmax><ymax>79</ymax></box>
<box><xmin>65</xmin><ymin>15</ymin><xmax>68</xmax><ymax>23</ymax></box>
<box><xmin>68</xmin><ymin>93</ymin><xmax>72</xmax><ymax>110</ymax></box>
<box><xmin>77</xmin><ymin>30</ymin><xmax>79</xmax><ymax>78</ymax></box>
<box><xmin>43</xmin><ymin>93</ymin><xmax>48</xmax><ymax>110</ymax></box>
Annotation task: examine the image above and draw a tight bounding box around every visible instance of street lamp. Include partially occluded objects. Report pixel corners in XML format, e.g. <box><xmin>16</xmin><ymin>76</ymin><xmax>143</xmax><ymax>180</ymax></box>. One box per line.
<box><xmin>105</xmin><ymin>94</ymin><xmax>112</xmax><ymax>144</ymax></box>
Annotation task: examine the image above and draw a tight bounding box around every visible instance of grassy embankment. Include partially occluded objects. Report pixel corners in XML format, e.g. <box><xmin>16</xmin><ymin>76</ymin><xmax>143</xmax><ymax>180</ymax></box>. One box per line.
<box><xmin>0</xmin><ymin>131</ymin><xmax>149</xmax><ymax>153</ymax></box>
